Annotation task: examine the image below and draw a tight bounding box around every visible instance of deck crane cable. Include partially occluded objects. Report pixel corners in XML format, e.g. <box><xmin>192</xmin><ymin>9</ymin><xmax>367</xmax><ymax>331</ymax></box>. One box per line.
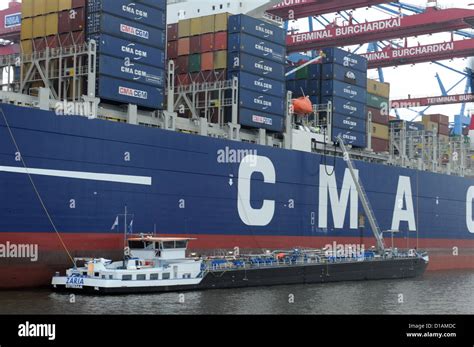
<box><xmin>0</xmin><ymin>108</ymin><xmax>77</xmax><ymax>268</ymax></box>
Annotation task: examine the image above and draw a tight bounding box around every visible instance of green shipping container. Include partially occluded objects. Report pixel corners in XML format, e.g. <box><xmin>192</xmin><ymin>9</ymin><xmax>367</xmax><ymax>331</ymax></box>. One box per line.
<box><xmin>188</xmin><ymin>54</ymin><xmax>201</xmax><ymax>73</ymax></box>
<box><xmin>295</xmin><ymin>66</ymin><xmax>309</xmax><ymax>80</ymax></box>
<box><xmin>367</xmin><ymin>93</ymin><xmax>389</xmax><ymax>110</ymax></box>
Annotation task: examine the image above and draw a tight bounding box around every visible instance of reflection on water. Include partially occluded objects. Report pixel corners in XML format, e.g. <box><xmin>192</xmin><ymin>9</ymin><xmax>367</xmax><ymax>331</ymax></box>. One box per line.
<box><xmin>0</xmin><ymin>270</ymin><xmax>473</xmax><ymax>315</ymax></box>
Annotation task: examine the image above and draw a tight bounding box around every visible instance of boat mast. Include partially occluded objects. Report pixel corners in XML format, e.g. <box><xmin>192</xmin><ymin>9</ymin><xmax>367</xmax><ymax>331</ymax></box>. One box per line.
<box><xmin>336</xmin><ymin>136</ymin><xmax>386</xmax><ymax>253</ymax></box>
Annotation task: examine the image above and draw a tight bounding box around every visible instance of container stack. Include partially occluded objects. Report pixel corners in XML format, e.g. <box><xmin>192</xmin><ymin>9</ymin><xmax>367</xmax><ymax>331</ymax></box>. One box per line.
<box><xmin>227</xmin><ymin>14</ymin><xmax>287</xmax><ymax>132</ymax></box>
<box><xmin>421</xmin><ymin>114</ymin><xmax>450</xmax><ymax>142</ymax></box>
<box><xmin>367</xmin><ymin>79</ymin><xmax>390</xmax><ymax>152</ymax></box>
<box><xmin>167</xmin><ymin>13</ymin><xmax>230</xmax><ymax>86</ymax></box>
<box><xmin>87</xmin><ymin>0</ymin><xmax>166</xmax><ymax>109</ymax></box>
<box><xmin>389</xmin><ymin>119</ymin><xmax>424</xmax><ymax>133</ymax></box>
<box><xmin>321</xmin><ymin>48</ymin><xmax>368</xmax><ymax>148</ymax></box>
<box><xmin>286</xmin><ymin>63</ymin><xmax>320</xmax><ymax>105</ymax></box>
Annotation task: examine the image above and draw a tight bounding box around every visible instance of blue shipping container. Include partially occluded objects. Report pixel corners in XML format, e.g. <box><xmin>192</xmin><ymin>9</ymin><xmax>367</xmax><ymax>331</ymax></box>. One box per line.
<box><xmin>322</xmin><ymin>63</ymin><xmax>367</xmax><ymax>88</ymax></box>
<box><xmin>238</xmin><ymin>107</ymin><xmax>285</xmax><ymax>132</ymax></box>
<box><xmin>87</xmin><ymin>0</ymin><xmax>166</xmax><ymax>29</ymax></box>
<box><xmin>228</xmin><ymin>14</ymin><xmax>286</xmax><ymax>45</ymax></box>
<box><xmin>288</xmin><ymin>79</ymin><xmax>318</xmax><ymax>97</ymax></box>
<box><xmin>93</xmin><ymin>34</ymin><xmax>165</xmax><ymax>68</ymax></box>
<box><xmin>322</xmin><ymin>48</ymin><xmax>368</xmax><ymax>73</ymax></box>
<box><xmin>87</xmin><ymin>13</ymin><xmax>166</xmax><ymax>49</ymax></box>
<box><xmin>98</xmin><ymin>55</ymin><xmax>165</xmax><ymax>88</ymax></box>
<box><xmin>136</xmin><ymin>0</ymin><xmax>166</xmax><ymax>10</ymax></box>
<box><xmin>228</xmin><ymin>52</ymin><xmax>285</xmax><ymax>81</ymax></box>
<box><xmin>321</xmin><ymin>80</ymin><xmax>367</xmax><ymax>104</ymax></box>
<box><xmin>332</xmin><ymin>114</ymin><xmax>367</xmax><ymax>134</ymax></box>
<box><xmin>98</xmin><ymin>76</ymin><xmax>164</xmax><ymax>109</ymax></box>
<box><xmin>322</xmin><ymin>96</ymin><xmax>367</xmax><ymax>119</ymax></box>
<box><xmin>228</xmin><ymin>33</ymin><xmax>286</xmax><ymax>64</ymax></box>
<box><xmin>332</xmin><ymin>127</ymin><xmax>367</xmax><ymax>148</ymax></box>
<box><xmin>228</xmin><ymin>71</ymin><xmax>285</xmax><ymax>97</ymax></box>
<box><xmin>309</xmin><ymin>95</ymin><xmax>320</xmax><ymax>105</ymax></box>
<box><xmin>239</xmin><ymin>88</ymin><xmax>285</xmax><ymax>116</ymax></box>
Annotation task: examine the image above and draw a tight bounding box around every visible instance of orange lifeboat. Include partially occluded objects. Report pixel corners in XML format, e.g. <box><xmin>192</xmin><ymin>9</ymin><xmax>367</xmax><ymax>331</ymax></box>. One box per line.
<box><xmin>292</xmin><ymin>96</ymin><xmax>313</xmax><ymax>115</ymax></box>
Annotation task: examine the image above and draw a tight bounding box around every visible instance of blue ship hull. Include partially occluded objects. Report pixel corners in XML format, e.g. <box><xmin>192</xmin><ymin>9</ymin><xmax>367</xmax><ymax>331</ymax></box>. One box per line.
<box><xmin>0</xmin><ymin>103</ymin><xmax>473</xmax><ymax>287</ymax></box>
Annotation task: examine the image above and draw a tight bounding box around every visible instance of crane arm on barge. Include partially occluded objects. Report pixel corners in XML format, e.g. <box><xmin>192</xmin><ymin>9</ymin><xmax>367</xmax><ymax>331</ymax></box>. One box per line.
<box><xmin>336</xmin><ymin>136</ymin><xmax>386</xmax><ymax>253</ymax></box>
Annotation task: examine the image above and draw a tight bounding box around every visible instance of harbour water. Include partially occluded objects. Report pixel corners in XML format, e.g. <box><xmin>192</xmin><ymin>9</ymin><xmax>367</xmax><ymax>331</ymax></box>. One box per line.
<box><xmin>0</xmin><ymin>270</ymin><xmax>473</xmax><ymax>315</ymax></box>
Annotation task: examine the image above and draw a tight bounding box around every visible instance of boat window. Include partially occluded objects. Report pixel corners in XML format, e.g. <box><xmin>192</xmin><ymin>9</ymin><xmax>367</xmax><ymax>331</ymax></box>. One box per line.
<box><xmin>162</xmin><ymin>273</ymin><xmax>170</xmax><ymax>280</ymax></box>
<box><xmin>94</xmin><ymin>272</ymin><xmax>99</xmax><ymax>277</ymax></box>
<box><xmin>150</xmin><ymin>274</ymin><xmax>159</xmax><ymax>280</ymax></box>
<box><xmin>109</xmin><ymin>275</ymin><xmax>113</xmax><ymax>280</ymax></box>
<box><xmin>128</xmin><ymin>241</ymin><xmax>145</xmax><ymax>249</ymax></box>
<box><xmin>122</xmin><ymin>275</ymin><xmax>132</xmax><ymax>281</ymax></box>
<box><xmin>162</xmin><ymin>241</ymin><xmax>175</xmax><ymax>249</ymax></box>
<box><xmin>136</xmin><ymin>274</ymin><xmax>146</xmax><ymax>281</ymax></box>
<box><xmin>175</xmin><ymin>241</ymin><xmax>188</xmax><ymax>249</ymax></box>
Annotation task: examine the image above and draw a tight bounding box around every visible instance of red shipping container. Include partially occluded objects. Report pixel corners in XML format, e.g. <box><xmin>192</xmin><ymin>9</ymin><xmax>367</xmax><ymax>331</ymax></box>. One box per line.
<box><xmin>428</xmin><ymin>114</ymin><xmax>449</xmax><ymax>125</ymax></box>
<box><xmin>33</xmin><ymin>38</ymin><xmax>47</xmax><ymax>52</ymax></box>
<box><xmin>0</xmin><ymin>44</ymin><xmax>19</xmax><ymax>56</ymax></box>
<box><xmin>167</xmin><ymin>23</ymin><xmax>178</xmax><ymax>41</ymax></box>
<box><xmin>58</xmin><ymin>8</ymin><xmax>85</xmax><ymax>34</ymax></box>
<box><xmin>176</xmin><ymin>56</ymin><xmax>189</xmax><ymax>74</ymax></box>
<box><xmin>201</xmin><ymin>33</ymin><xmax>214</xmax><ymax>52</ymax></box>
<box><xmin>371</xmin><ymin>137</ymin><xmax>389</xmax><ymax>153</ymax></box>
<box><xmin>59</xmin><ymin>31</ymin><xmax>84</xmax><ymax>47</ymax></box>
<box><xmin>214</xmin><ymin>32</ymin><xmax>227</xmax><ymax>51</ymax></box>
<box><xmin>177</xmin><ymin>38</ymin><xmax>190</xmax><ymax>56</ymax></box>
<box><xmin>46</xmin><ymin>36</ymin><xmax>60</xmax><ymax>49</ymax></box>
<box><xmin>201</xmin><ymin>52</ymin><xmax>214</xmax><ymax>71</ymax></box>
<box><xmin>72</xmin><ymin>0</ymin><xmax>86</xmax><ymax>8</ymax></box>
<box><xmin>438</xmin><ymin>124</ymin><xmax>450</xmax><ymax>136</ymax></box>
<box><xmin>367</xmin><ymin>106</ymin><xmax>388</xmax><ymax>124</ymax></box>
<box><xmin>176</xmin><ymin>74</ymin><xmax>191</xmax><ymax>86</ymax></box>
<box><xmin>190</xmin><ymin>36</ymin><xmax>201</xmax><ymax>54</ymax></box>
<box><xmin>167</xmin><ymin>41</ymin><xmax>178</xmax><ymax>59</ymax></box>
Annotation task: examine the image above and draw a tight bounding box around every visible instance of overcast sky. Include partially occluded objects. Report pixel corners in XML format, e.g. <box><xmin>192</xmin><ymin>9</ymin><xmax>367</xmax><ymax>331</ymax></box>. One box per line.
<box><xmin>1</xmin><ymin>0</ymin><xmax>473</xmax><ymax>122</ymax></box>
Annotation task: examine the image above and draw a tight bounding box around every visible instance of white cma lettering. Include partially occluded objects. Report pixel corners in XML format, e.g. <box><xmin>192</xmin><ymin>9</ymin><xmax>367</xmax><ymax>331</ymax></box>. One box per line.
<box><xmin>318</xmin><ymin>165</ymin><xmax>359</xmax><ymax>229</ymax></box>
<box><xmin>391</xmin><ymin>176</ymin><xmax>416</xmax><ymax>231</ymax></box>
<box><xmin>237</xmin><ymin>155</ymin><xmax>275</xmax><ymax>226</ymax></box>
<box><xmin>466</xmin><ymin>186</ymin><xmax>474</xmax><ymax>233</ymax></box>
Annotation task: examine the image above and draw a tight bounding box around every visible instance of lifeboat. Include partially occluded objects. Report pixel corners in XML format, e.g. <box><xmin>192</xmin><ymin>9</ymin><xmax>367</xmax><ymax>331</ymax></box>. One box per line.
<box><xmin>292</xmin><ymin>96</ymin><xmax>313</xmax><ymax>115</ymax></box>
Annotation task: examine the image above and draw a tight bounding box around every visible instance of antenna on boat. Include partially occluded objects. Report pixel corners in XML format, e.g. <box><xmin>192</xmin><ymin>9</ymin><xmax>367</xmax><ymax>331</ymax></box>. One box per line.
<box><xmin>115</xmin><ymin>205</ymin><xmax>134</xmax><ymax>268</ymax></box>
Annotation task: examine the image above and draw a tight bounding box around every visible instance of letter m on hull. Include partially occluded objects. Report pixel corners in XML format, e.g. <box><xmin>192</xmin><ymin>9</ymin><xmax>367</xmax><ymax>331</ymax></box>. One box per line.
<box><xmin>318</xmin><ymin>165</ymin><xmax>359</xmax><ymax>229</ymax></box>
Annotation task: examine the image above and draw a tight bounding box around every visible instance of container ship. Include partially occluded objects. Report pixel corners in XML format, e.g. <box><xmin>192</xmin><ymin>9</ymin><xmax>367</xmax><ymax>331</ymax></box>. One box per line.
<box><xmin>0</xmin><ymin>0</ymin><xmax>473</xmax><ymax>288</ymax></box>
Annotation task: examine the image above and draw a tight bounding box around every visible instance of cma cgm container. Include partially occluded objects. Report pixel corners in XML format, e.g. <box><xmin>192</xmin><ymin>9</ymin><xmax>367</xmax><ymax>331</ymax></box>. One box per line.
<box><xmin>93</xmin><ymin>34</ymin><xmax>166</xmax><ymax>68</ymax></box>
<box><xmin>228</xmin><ymin>14</ymin><xmax>286</xmax><ymax>44</ymax></box>
<box><xmin>322</xmin><ymin>96</ymin><xmax>366</xmax><ymax>119</ymax></box>
<box><xmin>229</xmin><ymin>72</ymin><xmax>285</xmax><ymax>97</ymax></box>
<box><xmin>332</xmin><ymin>114</ymin><xmax>367</xmax><ymax>134</ymax></box>
<box><xmin>228</xmin><ymin>33</ymin><xmax>286</xmax><ymax>64</ymax></box>
<box><xmin>98</xmin><ymin>55</ymin><xmax>165</xmax><ymax>88</ymax></box>
<box><xmin>98</xmin><ymin>76</ymin><xmax>164</xmax><ymax>109</ymax></box>
<box><xmin>322</xmin><ymin>48</ymin><xmax>368</xmax><ymax>72</ymax></box>
<box><xmin>321</xmin><ymin>64</ymin><xmax>368</xmax><ymax>88</ymax></box>
<box><xmin>238</xmin><ymin>89</ymin><xmax>285</xmax><ymax>115</ymax></box>
<box><xmin>332</xmin><ymin>127</ymin><xmax>367</xmax><ymax>148</ymax></box>
<box><xmin>87</xmin><ymin>0</ymin><xmax>166</xmax><ymax>29</ymax></box>
<box><xmin>228</xmin><ymin>52</ymin><xmax>285</xmax><ymax>80</ymax></box>
<box><xmin>321</xmin><ymin>80</ymin><xmax>367</xmax><ymax>104</ymax></box>
<box><xmin>87</xmin><ymin>13</ymin><xmax>166</xmax><ymax>49</ymax></box>
<box><xmin>238</xmin><ymin>108</ymin><xmax>285</xmax><ymax>133</ymax></box>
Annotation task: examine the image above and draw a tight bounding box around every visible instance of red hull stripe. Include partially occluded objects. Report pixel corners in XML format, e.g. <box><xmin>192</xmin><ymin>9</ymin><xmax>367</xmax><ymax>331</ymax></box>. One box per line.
<box><xmin>0</xmin><ymin>232</ymin><xmax>474</xmax><ymax>250</ymax></box>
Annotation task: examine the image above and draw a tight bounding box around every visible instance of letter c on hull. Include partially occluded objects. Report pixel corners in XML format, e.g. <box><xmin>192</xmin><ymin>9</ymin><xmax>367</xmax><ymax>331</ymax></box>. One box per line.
<box><xmin>237</xmin><ymin>155</ymin><xmax>275</xmax><ymax>226</ymax></box>
<box><xmin>466</xmin><ymin>186</ymin><xmax>474</xmax><ymax>233</ymax></box>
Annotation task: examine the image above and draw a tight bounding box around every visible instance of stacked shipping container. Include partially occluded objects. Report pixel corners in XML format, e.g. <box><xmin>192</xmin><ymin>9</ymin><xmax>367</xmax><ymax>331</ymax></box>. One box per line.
<box><xmin>286</xmin><ymin>63</ymin><xmax>320</xmax><ymax>106</ymax></box>
<box><xmin>367</xmin><ymin>79</ymin><xmax>390</xmax><ymax>153</ymax></box>
<box><xmin>87</xmin><ymin>0</ymin><xmax>166</xmax><ymax>109</ymax></box>
<box><xmin>167</xmin><ymin>13</ymin><xmax>229</xmax><ymax>86</ymax></box>
<box><xmin>421</xmin><ymin>114</ymin><xmax>450</xmax><ymax>141</ymax></box>
<box><xmin>227</xmin><ymin>14</ymin><xmax>287</xmax><ymax>132</ymax></box>
<box><xmin>321</xmin><ymin>48</ymin><xmax>368</xmax><ymax>148</ymax></box>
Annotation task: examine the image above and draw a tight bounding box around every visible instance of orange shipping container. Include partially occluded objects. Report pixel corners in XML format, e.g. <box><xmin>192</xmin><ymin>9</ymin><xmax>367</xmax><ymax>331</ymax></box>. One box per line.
<box><xmin>201</xmin><ymin>52</ymin><xmax>214</xmax><ymax>71</ymax></box>
<box><xmin>45</xmin><ymin>13</ymin><xmax>59</xmax><ymax>37</ymax></box>
<box><xmin>177</xmin><ymin>38</ymin><xmax>190</xmax><ymax>56</ymax></box>
<box><xmin>58</xmin><ymin>0</ymin><xmax>73</xmax><ymax>11</ymax></box>
<box><xmin>33</xmin><ymin>0</ymin><xmax>47</xmax><ymax>16</ymax></box>
<box><xmin>22</xmin><ymin>0</ymin><xmax>34</xmax><ymax>18</ymax></box>
<box><xmin>372</xmin><ymin>123</ymin><xmax>389</xmax><ymax>140</ymax></box>
<box><xmin>46</xmin><ymin>0</ymin><xmax>59</xmax><ymax>14</ymax></box>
